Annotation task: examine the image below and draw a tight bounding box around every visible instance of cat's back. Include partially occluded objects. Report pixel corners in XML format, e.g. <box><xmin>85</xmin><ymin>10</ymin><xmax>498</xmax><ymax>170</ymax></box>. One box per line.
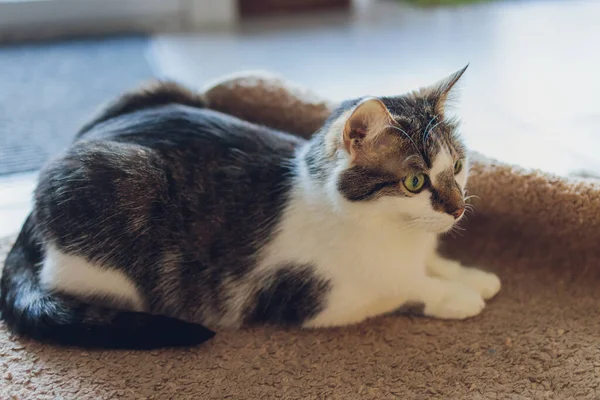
<box><xmin>30</xmin><ymin>99</ymin><xmax>310</xmax><ymax>324</ymax></box>
<box><xmin>79</xmin><ymin>104</ymin><xmax>304</xmax><ymax>158</ymax></box>
<box><xmin>34</xmin><ymin>103</ymin><xmax>306</xmax><ymax>275</ymax></box>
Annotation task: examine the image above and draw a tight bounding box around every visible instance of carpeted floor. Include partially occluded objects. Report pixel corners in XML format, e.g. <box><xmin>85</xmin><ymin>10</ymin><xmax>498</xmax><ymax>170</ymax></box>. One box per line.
<box><xmin>1</xmin><ymin>76</ymin><xmax>600</xmax><ymax>399</ymax></box>
<box><xmin>0</xmin><ymin>36</ymin><xmax>153</xmax><ymax>176</ymax></box>
<box><xmin>1</xmin><ymin>208</ymin><xmax>599</xmax><ymax>399</ymax></box>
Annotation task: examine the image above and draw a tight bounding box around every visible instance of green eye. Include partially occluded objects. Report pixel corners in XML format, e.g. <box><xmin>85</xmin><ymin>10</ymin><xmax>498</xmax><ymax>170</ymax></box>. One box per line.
<box><xmin>403</xmin><ymin>173</ymin><xmax>426</xmax><ymax>193</ymax></box>
<box><xmin>454</xmin><ymin>159</ymin><xmax>463</xmax><ymax>174</ymax></box>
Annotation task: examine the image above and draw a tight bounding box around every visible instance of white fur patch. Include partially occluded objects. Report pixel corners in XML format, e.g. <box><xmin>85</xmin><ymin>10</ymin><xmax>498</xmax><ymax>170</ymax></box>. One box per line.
<box><xmin>40</xmin><ymin>243</ymin><xmax>145</xmax><ymax>311</ymax></box>
<box><xmin>427</xmin><ymin>252</ymin><xmax>501</xmax><ymax>300</ymax></box>
<box><xmin>255</xmin><ymin>146</ymin><xmax>494</xmax><ymax>328</ymax></box>
<box><xmin>258</xmin><ymin>154</ymin><xmax>441</xmax><ymax>327</ymax></box>
<box><xmin>430</xmin><ymin>147</ymin><xmax>453</xmax><ymax>185</ymax></box>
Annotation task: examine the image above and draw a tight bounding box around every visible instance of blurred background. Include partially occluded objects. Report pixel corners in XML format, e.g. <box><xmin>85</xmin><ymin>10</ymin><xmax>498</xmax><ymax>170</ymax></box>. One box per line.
<box><xmin>0</xmin><ymin>0</ymin><xmax>599</xmax><ymax>236</ymax></box>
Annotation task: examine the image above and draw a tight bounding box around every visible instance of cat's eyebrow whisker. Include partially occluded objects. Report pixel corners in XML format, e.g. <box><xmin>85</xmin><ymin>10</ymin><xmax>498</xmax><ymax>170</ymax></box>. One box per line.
<box><xmin>403</xmin><ymin>154</ymin><xmax>427</xmax><ymax>168</ymax></box>
<box><xmin>404</xmin><ymin>154</ymin><xmax>421</xmax><ymax>162</ymax></box>
<box><xmin>422</xmin><ymin>116</ymin><xmax>440</xmax><ymax>148</ymax></box>
<box><xmin>385</xmin><ymin>124</ymin><xmax>421</xmax><ymax>155</ymax></box>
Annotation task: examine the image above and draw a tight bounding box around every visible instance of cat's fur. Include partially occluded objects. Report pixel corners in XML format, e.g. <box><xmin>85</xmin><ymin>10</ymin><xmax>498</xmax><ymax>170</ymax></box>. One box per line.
<box><xmin>0</xmin><ymin>67</ymin><xmax>500</xmax><ymax>349</ymax></box>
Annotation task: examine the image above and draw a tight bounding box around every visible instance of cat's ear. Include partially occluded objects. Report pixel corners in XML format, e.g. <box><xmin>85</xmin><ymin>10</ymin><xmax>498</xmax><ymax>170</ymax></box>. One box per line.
<box><xmin>342</xmin><ymin>97</ymin><xmax>393</xmax><ymax>160</ymax></box>
<box><xmin>424</xmin><ymin>64</ymin><xmax>468</xmax><ymax>116</ymax></box>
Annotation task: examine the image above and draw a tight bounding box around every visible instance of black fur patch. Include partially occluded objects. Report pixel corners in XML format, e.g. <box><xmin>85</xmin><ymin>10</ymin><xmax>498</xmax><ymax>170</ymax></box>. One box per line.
<box><xmin>246</xmin><ymin>266</ymin><xmax>331</xmax><ymax>325</ymax></box>
<box><xmin>337</xmin><ymin>165</ymin><xmax>400</xmax><ymax>202</ymax></box>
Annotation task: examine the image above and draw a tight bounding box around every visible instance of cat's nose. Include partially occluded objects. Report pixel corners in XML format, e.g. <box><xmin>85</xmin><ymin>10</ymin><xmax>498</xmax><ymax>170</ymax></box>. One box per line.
<box><xmin>451</xmin><ymin>208</ymin><xmax>465</xmax><ymax>220</ymax></box>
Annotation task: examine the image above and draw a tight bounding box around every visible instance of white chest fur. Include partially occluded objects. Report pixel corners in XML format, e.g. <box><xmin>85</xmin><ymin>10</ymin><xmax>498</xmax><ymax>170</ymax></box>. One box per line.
<box><xmin>257</xmin><ymin>178</ymin><xmax>439</xmax><ymax>328</ymax></box>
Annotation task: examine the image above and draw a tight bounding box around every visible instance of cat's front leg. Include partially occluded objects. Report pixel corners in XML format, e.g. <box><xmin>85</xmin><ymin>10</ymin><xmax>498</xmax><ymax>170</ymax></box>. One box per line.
<box><xmin>426</xmin><ymin>252</ymin><xmax>501</xmax><ymax>300</ymax></box>
<box><xmin>408</xmin><ymin>275</ymin><xmax>485</xmax><ymax>320</ymax></box>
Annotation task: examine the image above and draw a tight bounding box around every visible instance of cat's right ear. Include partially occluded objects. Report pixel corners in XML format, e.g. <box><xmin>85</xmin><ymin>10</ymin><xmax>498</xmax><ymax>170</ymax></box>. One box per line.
<box><xmin>342</xmin><ymin>97</ymin><xmax>392</xmax><ymax>161</ymax></box>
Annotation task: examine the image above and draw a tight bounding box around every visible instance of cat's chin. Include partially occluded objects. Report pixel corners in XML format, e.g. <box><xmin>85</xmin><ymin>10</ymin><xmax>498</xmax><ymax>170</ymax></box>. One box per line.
<box><xmin>401</xmin><ymin>215</ymin><xmax>455</xmax><ymax>234</ymax></box>
<box><xmin>420</xmin><ymin>220</ymin><xmax>456</xmax><ymax>234</ymax></box>
<box><xmin>428</xmin><ymin>227</ymin><xmax>452</xmax><ymax>235</ymax></box>
<box><xmin>434</xmin><ymin>224</ymin><xmax>457</xmax><ymax>234</ymax></box>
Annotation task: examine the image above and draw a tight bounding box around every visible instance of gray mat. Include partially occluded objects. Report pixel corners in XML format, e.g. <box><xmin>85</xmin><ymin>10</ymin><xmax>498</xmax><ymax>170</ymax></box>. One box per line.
<box><xmin>0</xmin><ymin>36</ymin><xmax>154</xmax><ymax>176</ymax></box>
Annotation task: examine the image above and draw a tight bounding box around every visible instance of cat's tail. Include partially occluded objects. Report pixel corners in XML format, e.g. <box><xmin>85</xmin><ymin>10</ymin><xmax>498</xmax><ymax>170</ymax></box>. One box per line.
<box><xmin>0</xmin><ymin>214</ymin><xmax>215</xmax><ymax>349</ymax></box>
<box><xmin>77</xmin><ymin>80</ymin><xmax>207</xmax><ymax>137</ymax></box>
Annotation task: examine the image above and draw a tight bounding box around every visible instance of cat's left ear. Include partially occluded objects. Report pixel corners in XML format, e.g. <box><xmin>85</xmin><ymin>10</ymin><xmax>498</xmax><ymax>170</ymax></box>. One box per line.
<box><xmin>424</xmin><ymin>64</ymin><xmax>468</xmax><ymax>116</ymax></box>
<box><xmin>342</xmin><ymin>97</ymin><xmax>393</xmax><ymax>161</ymax></box>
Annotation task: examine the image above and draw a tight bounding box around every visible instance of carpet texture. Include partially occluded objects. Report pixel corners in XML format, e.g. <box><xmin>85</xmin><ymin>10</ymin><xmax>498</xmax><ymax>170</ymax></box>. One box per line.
<box><xmin>0</xmin><ymin>36</ymin><xmax>153</xmax><ymax>176</ymax></box>
<box><xmin>1</xmin><ymin>74</ymin><xmax>600</xmax><ymax>399</ymax></box>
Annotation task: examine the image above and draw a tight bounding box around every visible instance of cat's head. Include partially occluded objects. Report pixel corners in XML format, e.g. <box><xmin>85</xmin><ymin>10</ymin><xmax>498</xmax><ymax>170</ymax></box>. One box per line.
<box><xmin>316</xmin><ymin>66</ymin><xmax>470</xmax><ymax>233</ymax></box>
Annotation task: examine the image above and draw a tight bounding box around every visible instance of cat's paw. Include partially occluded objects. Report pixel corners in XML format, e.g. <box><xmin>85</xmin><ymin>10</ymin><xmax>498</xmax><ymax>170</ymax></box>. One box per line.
<box><xmin>456</xmin><ymin>268</ymin><xmax>501</xmax><ymax>300</ymax></box>
<box><xmin>424</xmin><ymin>283</ymin><xmax>485</xmax><ymax>320</ymax></box>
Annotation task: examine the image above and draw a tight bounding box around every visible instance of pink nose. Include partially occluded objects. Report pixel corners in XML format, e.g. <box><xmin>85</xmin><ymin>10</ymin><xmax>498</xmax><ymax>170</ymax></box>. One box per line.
<box><xmin>451</xmin><ymin>208</ymin><xmax>465</xmax><ymax>220</ymax></box>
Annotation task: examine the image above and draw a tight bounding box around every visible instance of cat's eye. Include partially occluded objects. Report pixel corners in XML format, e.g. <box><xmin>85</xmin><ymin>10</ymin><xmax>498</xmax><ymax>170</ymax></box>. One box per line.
<box><xmin>454</xmin><ymin>159</ymin><xmax>463</xmax><ymax>175</ymax></box>
<box><xmin>403</xmin><ymin>173</ymin><xmax>426</xmax><ymax>193</ymax></box>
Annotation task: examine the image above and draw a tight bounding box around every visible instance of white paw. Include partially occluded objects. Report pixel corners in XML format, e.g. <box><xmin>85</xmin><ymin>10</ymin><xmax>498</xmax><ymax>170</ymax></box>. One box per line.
<box><xmin>424</xmin><ymin>283</ymin><xmax>485</xmax><ymax>320</ymax></box>
<box><xmin>456</xmin><ymin>268</ymin><xmax>501</xmax><ymax>300</ymax></box>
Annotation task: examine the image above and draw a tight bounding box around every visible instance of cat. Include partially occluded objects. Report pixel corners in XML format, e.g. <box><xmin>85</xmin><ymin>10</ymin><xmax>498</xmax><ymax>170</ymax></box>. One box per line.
<box><xmin>0</xmin><ymin>66</ymin><xmax>500</xmax><ymax>349</ymax></box>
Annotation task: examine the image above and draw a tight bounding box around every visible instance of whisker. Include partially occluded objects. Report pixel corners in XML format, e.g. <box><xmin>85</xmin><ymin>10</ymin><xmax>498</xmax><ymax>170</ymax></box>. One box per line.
<box><xmin>464</xmin><ymin>204</ymin><xmax>476</xmax><ymax>213</ymax></box>
<box><xmin>386</xmin><ymin>124</ymin><xmax>420</xmax><ymax>154</ymax></box>
<box><xmin>464</xmin><ymin>194</ymin><xmax>481</xmax><ymax>202</ymax></box>
<box><xmin>446</xmin><ymin>227</ymin><xmax>462</xmax><ymax>239</ymax></box>
<box><xmin>448</xmin><ymin>223</ymin><xmax>466</xmax><ymax>238</ymax></box>
<box><xmin>398</xmin><ymin>222</ymin><xmax>418</xmax><ymax>234</ymax></box>
<box><xmin>464</xmin><ymin>210</ymin><xmax>476</xmax><ymax>220</ymax></box>
<box><xmin>404</xmin><ymin>154</ymin><xmax>422</xmax><ymax>164</ymax></box>
<box><xmin>422</xmin><ymin>117</ymin><xmax>440</xmax><ymax>148</ymax></box>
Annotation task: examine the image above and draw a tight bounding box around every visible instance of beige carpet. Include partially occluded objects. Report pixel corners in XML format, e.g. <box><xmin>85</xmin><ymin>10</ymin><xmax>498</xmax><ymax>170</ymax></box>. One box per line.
<box><xmin>1</xmin><ymin>75</ymin><xmax>600</xmax><ymax>399</ymax></box>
